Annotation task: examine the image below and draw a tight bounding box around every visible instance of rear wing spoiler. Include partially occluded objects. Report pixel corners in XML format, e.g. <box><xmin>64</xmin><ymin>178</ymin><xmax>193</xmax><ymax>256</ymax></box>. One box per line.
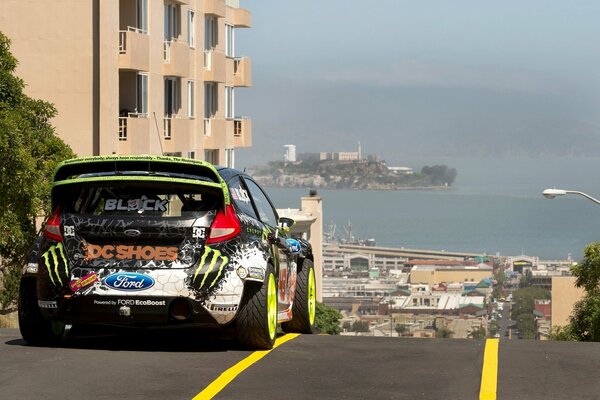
<box><xmin>51</xmin><ymin>155</ymin><xmax>230</xmax><ymax>208</ymax></box>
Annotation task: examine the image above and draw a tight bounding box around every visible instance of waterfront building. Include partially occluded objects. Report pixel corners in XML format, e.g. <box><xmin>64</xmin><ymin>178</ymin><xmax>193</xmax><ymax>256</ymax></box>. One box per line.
<box><xmin>409</xmin><ymin>264</ymin><xmax>493</xmax><ymax>286</ymax></box>
<box><xmin>277</xmin><ymin>191</ymin><xmax>324</xmax><ymax>301</ymax></box>
<box><xmin>0</xmin><ymin>0</ymin><xmax>252</xmax><ymax>165</ymax></box>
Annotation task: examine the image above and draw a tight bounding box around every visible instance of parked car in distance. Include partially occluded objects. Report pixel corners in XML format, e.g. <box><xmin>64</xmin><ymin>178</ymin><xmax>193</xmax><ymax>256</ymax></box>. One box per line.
<box><xmin>19</xmin><ymin>155</ymin><xmax>317</xmax><ymax>350</ymax></box>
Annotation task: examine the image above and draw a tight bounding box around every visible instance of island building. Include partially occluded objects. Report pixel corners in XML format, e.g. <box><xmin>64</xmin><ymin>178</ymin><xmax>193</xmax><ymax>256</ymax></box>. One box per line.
<box><xmin>0</xmin><ymin>0</ymin><xmax>252</xmax><ymax>167</ymax></box>
<box><xmin>283</xmin><ymin>144</ymin><xmax>296</xmax><ymax>162</ymax></box>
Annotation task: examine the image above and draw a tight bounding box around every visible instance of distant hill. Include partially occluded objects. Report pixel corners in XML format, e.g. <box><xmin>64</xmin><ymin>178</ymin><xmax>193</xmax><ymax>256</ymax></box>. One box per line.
<box><xmin>249</xmin><ymin>160</ymin><xmax>457</xmax><ymax>190</ymax></box>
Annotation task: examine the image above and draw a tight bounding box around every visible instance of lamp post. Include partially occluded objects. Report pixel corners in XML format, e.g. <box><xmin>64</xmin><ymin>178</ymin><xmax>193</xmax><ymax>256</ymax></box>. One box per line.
<box><xmin>542</xmin><ymin>188</ymin><xmax>600</xmax><ymax>205</ymax></box>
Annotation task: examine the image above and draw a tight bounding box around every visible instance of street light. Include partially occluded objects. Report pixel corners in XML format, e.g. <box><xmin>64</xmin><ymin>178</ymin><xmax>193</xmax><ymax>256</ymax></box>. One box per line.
<box><xmin>542</xmin><ymin>188</ymin><xmax>600</xmax><ymax>205</ymax></box>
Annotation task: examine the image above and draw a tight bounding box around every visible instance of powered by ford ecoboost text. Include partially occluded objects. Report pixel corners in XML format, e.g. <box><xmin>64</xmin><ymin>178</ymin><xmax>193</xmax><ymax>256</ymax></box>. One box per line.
<box><xmin>19</xmin><ymin>156</ymin><xmax>317</xmax><ymax>349</ymax></box>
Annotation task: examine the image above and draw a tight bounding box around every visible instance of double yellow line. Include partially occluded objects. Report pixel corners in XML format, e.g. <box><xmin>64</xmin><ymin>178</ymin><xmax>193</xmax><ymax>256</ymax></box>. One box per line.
<box><xmin>193</xmin><ymin>334</ymin><xmax>300</xmax><ymax>400</ymax></box>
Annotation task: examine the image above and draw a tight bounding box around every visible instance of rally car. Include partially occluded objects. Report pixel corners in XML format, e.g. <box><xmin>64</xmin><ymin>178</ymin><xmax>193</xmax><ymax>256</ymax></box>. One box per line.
<box><xmin>18</xmin><ymin>155</ymin><xmax>317</xmax><ymax>349</ymax></box>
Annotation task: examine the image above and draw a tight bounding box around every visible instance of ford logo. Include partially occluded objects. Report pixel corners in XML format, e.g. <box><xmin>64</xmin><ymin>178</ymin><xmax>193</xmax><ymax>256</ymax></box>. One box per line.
<box><xmin>124</xmin><ymin>229</ymin><xmax>141</xmax><ymax>237</ymax></box>
<box><xmin>104</xmin><ymin>273</ymin><xmax>155</xmax><ymax>291</ymax></box>
<box><xmin>286</xmin><ymin>238</ymin><xmax>302</xmax><ymax>254</ymax></box>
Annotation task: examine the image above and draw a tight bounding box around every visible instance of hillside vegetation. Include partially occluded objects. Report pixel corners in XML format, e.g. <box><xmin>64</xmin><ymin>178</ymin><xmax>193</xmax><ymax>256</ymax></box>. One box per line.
<box><xmin>251</xmin><ymin>160</ymin><xmax>457</xmax><ymax>190</ymax></box>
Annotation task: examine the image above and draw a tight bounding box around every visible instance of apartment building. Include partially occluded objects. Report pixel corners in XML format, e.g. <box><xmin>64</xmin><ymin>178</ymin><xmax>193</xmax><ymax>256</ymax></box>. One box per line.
<box><xmin>0</xmin><ymin>0</ymin><xmax>252</xmax><ymax>166</ymax></box>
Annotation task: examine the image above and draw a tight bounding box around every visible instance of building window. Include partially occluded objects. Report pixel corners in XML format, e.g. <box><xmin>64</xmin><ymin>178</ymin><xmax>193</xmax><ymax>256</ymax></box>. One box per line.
<box><xmin>205</xmin><ymin>17</ymin><xmax>217</xmax><ymax>50</ymax></box>
<box><xmin>187</xmin><ymin>80</ymin><xmax>195</xmax><ymax>118</ymax></box>
<box><xmin>204</xmin><ymin>83</ymin><xmax>217</xmax><ymax>118</ymax></box>
<box><xmin>225</xmin><ymin>24</ymin><xmax>234</xmax><ymax>57</ymax></box>
<box><xmin>164</xmin><ymin>3</ymin><xmax>180</xmax><ymax>41</ymax></box>
<box><xmin>187</xmin><ymin>10</ymin><xmax>195</xmax><ymax>48</ymax></box>
<box><xmin>225</xmin><ymin>148</ymin><xmax>235</xmax><ymax>168</ymax></box>
<box><xmin>164</xmin><ymin>77</ymin><xmax>179</xmax><ymax>116</ymax></box>
<box><xmin>188</xmin><ymin>151</ymin><xmax>195</xmax><ymax>159</ymax></box>
<box><xmin>204</xmin><ymin>149</ymin><xmax>219</xmax><ymax>165</ymax></box>
<box><xmin>137</xmin><ymin>0</ymin><xmax>148</xmax><ymax>33</ymax></box>
<box><xmin>225</xmin><ymin>86</ymin><xmax>234</xmax><ymax>119</ymax></box>
<box><xmin>136</xmin><ymin>73</ymin><xmax>148</xmax><ymax>116</ymax></box>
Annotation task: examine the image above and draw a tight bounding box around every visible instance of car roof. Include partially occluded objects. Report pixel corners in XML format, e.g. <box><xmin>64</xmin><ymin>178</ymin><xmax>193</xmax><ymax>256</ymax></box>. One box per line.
<box><xmin>216</xmin><ymin>166</ymin><xmax>253</xmax><ymax>182</ymax></box>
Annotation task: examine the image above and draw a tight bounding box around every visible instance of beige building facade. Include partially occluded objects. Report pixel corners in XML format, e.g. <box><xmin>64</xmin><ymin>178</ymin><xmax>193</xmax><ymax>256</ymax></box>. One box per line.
<box><xmin>0</xmin><ymin>0</ymin><xmax>252</xmax><ymax>166</ymax></box>
<box><xmin>410</xmin><ymin>266</ymin><xmax>493</xmax><ymax>286</ymax></box>
<box><xmin>551</xmin><ymin>276</ymin><xmax>585</xmax><ymax>328</ymax></box>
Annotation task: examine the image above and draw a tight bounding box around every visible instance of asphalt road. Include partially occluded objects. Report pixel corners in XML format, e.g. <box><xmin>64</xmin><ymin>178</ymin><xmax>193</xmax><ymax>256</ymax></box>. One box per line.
<box><xmin>2</xmin><ymin>328</ymin><xmax>600</xmax><ymax>399</ymax></box>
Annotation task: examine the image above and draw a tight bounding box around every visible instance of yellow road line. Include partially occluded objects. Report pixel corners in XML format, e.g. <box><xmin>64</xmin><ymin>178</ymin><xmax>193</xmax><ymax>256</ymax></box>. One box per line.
<box><xmin>193</xmin><ymin>334</ymin><xmax>300</xmax><ymax>400</ymax></box>
<box><xmin>479</xmin><ymin>338</ymin><xmax>499</xmax><ymax>400</ymax></box>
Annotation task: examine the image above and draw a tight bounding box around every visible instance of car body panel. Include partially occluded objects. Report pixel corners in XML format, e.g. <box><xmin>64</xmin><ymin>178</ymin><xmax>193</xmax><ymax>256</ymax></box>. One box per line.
<box><xmin>31</xmin><ymin>155</ymin><xmax>313</xmax><ymax>331</ymax></box>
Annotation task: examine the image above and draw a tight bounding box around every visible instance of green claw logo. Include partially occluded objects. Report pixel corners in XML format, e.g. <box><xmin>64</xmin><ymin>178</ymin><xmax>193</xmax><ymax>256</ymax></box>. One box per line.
<box><xmin>192</xmin><ymin>247</ymin><xmax>229</xmax><ymax>289</ymax></box>
<box><xmin>41</xmin><ymin>243</ymin><xmax>69</xmax><ymax>286</ymax></box>
<box><xmin>262</xmin><ymin>227</ymin><xmax>270</xmax><ymax>242</ymax></box>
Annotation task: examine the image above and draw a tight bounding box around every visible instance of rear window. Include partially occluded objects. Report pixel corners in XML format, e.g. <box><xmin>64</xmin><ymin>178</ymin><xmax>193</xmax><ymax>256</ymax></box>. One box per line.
<box><xmin>57</xmin><ymin>184</ymin><xmax>221</xmax><ymax>217</ymax></box>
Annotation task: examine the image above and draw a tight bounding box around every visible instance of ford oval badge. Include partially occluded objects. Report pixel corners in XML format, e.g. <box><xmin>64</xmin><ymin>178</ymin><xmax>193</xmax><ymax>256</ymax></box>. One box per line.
<box><xmin>124</xmin><ymin>229</ymin><xmax>141</xmax><ymax>237</ymax></box>
<box><xmin>104</xmin><ymin>273</ymin><xmax>155</xmax><ymax>291</ymax></box>
<box><xmin>286</xmin><ymin>238</ymin><xmax>302</xmax><ymax>254</ymax></box>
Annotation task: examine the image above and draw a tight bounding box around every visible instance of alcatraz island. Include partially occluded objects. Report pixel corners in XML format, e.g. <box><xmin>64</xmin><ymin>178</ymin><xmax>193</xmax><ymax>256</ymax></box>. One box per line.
<box><xmin>250</xmin><ymin>145</ymin><xmax>457</xmax><ymax>190</ymax></box>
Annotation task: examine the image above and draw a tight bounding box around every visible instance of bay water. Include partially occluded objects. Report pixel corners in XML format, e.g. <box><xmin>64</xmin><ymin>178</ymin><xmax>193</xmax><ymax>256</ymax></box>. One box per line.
<box><xmin>262</xmin><ymin>158</ymin><xmax>600</xmax><ymax>261</ymax></box>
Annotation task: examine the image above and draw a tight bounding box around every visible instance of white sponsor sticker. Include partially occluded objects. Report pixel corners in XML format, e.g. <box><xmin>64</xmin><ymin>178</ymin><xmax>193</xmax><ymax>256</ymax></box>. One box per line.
<box><xmin>193</xmin><ymin>227</ymin><xmax>206</xmax><ymax>239</ymax></box>
<box><xmin>104</xmin><ymin>196</ymin><xmax>168</xmax><ymax>212</ymax></box>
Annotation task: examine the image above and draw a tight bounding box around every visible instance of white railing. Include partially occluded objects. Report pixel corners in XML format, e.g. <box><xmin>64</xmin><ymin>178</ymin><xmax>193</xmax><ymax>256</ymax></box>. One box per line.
<box><xmin>164</xmin><ymin>115</ymin><xmax>183</xmax><ymax>140</ymax></box>
<box><xmin>163</xmin><ymin>41</ymin><xmax>171</xmax><ymax>63</ymax></box>
<box><xmin>164</xmin><ymin>117</ymin><xmax>172</xmax><ymax>139</ymax></box>
<box><xmin>225</xmin><ymin>0</ymin><xmax>240</xmax><ymax>8</ymax></box>
<box><xmin>204</xmin><ymin>50</ymin><xmax>212</xmax><ymax>70</ymax></box>
<box><xmin>233</xmin><ymin>116</ymin><xmax>249</xmax><ymax>138</ymax></box>
<box><xmin>119</xmin><ymin>32</ymin><xmax>127</xmax><ymax>54</ymax></box>
<box><xmin>118</xmin><ymin>117</ymin><xmax>127</xmax><ymax>141</ymax></box>
<box><xmin>127</xmin><ymin>112</ymin><xmax>148</xmax><ymax>118</ymax></box>
<box><xmin>119</xmin><ymin>26</ymin><xmax>147</xmax><ymax>54</ymax></box>
<box><xmin>204</xmin><ymin>118</ymin><xmax>211</xmax><ymax>137</ymax></box>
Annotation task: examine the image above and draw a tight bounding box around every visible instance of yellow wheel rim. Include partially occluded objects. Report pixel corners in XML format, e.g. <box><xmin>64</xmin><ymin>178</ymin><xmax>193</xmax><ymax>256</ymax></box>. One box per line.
<box><xmin>267</xmin><ymin>273</ymin><xmax>277</xmax><ymax>340</ymax></box>
<box><xmin>308</xmin><ymin>267</ymin><xmax>316</xmax><ymax>325</ymax></box>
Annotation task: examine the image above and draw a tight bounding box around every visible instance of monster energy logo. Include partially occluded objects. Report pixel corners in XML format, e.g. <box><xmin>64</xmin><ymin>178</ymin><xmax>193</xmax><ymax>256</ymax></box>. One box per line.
<box><xmin>192</xmin><ymin>247</ymin><xmax>229</xmax><ymax>289</ymax></box>
<box><xmin>41</xmin><ymin>243</ymin><xmax>69</xmax><ymax>286</ymax></box>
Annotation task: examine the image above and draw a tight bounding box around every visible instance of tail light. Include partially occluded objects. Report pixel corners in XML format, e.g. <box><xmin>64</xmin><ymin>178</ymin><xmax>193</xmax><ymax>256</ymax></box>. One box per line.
<box><xmin>44</xmin><ymin>207</ymin><xmax>63</xmax><ymax>242</ymax></box>
<box><xmin>207</xmin><ymin>204</ymin><xmax>241</xmax><ymax>244</ymax></box>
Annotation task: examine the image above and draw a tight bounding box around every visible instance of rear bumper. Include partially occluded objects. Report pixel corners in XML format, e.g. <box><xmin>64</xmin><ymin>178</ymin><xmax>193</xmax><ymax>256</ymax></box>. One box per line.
<box><xmin>44</xmin><ymin>295</ymin><xmax>224</xmax><ymax>328</ymax></box>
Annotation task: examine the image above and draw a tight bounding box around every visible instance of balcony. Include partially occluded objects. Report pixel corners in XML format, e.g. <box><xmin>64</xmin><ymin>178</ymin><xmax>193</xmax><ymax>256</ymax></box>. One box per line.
<box><xmin>233</xmin><ymin>57</ymin><xmax>252</xmax><ymax>87</ymax></box>
<box><xmin>117</xmin><ymin>115</ymin><xmax>151</xmax><ymax>154</ymax></box>
<box><xmin>203</xmin><ymin>117</ymin><xmax>227</xmax><ymax>149</ymax></box>
<box><xmin>163</xmin><ymin>40</ymin><xmax>190</xmax><ymax>77</ymax></box>
<box><xmin>232</xmin><ymin>7</ymin><xmax>252</xmax><ymax>28</ymax></box>
<box><xmin>233</xmin><ymin>117</ymin><xmax>252</xmax><ymax>148</ymax></box>
<box><xmin>203</xmin><ymin>50</ymin><xmax>226</xmax><ymax>83</ymax></box>
<box><xmin>163</xmin><ymin>116</ymin><xmax>192</xmax><ymax>153</ymax></box>
<box><xmin>204</xmin><ymin>0</ymin><xmax>226</xmax><ymax>18</ymax></box>
<box><xmin>118</xmin><ymin>28</ymin><xmax>149</xmax><ymax>71</ymax></box>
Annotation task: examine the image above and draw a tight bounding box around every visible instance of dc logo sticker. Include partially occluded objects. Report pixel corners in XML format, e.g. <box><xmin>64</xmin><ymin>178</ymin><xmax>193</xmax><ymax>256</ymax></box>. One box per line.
<box><xmin>193</xmin><ymin>227</ymin><xmax>206</xmax><ymax>239</ymax></box>
<box><xmin>64</xmin><ymin>226</ymin><xmax>75</xmax><ymax>237</ymax></box>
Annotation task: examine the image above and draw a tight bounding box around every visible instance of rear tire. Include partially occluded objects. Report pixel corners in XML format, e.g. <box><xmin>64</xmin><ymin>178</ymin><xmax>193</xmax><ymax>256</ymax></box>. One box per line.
<box><xmin>282</xmin><ymin>259</ymin><xmax>316</xmax><ymax>334</ymax></box>
<box><xmin>235</xmin><ymin>264</ymin><xmax>278</xmax><ymax>350</ymax></box>
<box><xmin>18</xmin><ymin>279</ymin><xmax>64</xmax><ymax>346</ymax></box>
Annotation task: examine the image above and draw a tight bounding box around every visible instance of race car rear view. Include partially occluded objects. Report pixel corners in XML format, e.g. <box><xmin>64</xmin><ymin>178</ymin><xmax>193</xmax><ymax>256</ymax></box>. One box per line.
<box><xmin>19</xmin><ymin>155</ymin><xmax>316</xmax><ymax>349</ymax></box>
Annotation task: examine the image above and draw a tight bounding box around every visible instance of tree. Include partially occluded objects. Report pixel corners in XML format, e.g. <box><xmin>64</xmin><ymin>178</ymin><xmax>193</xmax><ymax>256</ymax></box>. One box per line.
<box><xmin>314</xmin><ymin>302</ymin><xmax>342</xmax><ymax>335</ymax></box>
<box><xmin>469</xmin><ymin>326</ymin><xmax>486</xmax><ymax>339</ymax></box>
<box><xmin>395</xmin><ymin>324</ymin><xmax>408</xmax><ymax>335</ymax></box>
<box><xmin>547</xmin><ymin>325</ymin><xmax>575</xmax><ymax>341</ymax></box>
<box><xmin>436</xmin><ymin>326</ymin><xmax>454</xmax><ymax>338</ymax></box>
<box><xmin>0</xmin><ymin>32</ymin><xmax>74</xmax><ymax>309</ymax></box>
<box><xmin>351</xmin><ymin>320</ymin><xmax>370</xmax><ymax>333</ymax></box>
<box><xmin>553</xmin><ymin>242</ymin><xmax>600</xmax><ymax>342</ymax></box>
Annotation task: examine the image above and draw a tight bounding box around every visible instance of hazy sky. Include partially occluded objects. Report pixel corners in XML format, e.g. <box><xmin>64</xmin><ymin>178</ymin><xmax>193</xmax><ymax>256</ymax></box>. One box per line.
<box><xmin>235</xmin><ymin>1</ymin><xmax>600</xmax><ymax>167</ymax></box>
